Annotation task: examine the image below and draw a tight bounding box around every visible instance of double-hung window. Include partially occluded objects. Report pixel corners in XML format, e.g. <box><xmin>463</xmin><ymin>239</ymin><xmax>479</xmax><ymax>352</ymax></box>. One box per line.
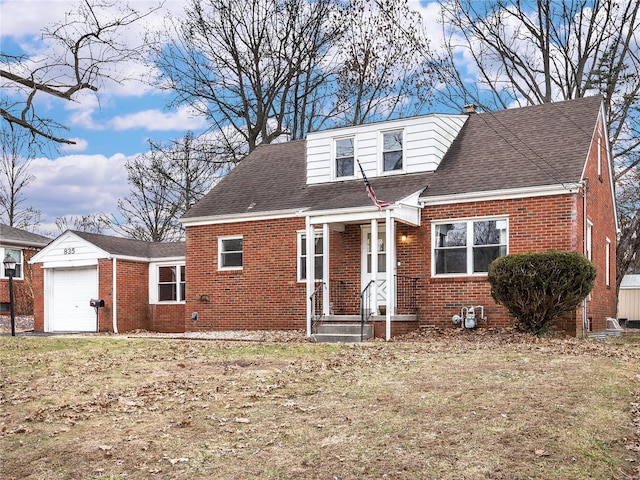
<box><xmin>382</xmin><ymin>130</ymin><xmax>403</xmax><ymax>172</ymax></box>
<box><xmin>335</xmin><ymin>137</ymin><xmax>354</xmax><ymax>178</ymax></box>
<box><xmin>1</xmin><ymin>248</ymin><xmax>22</xmax><ymax>279</ymax></box>
<box><xmin>219</xmin><ymin>236</ymin><xmax>243</xmax><ymax>270</ymax></box>
<box><xmin>433</xmin><ymin>219</ymin><xmax>508</xmax><ymax>275</ymax></box>
<box><xmin>157</xmin><ymin>265</ymin><xmax>186</xmax><ymax>302</ymax></box>
<box><xmin>298</xmin><ymin>231</ymin><xmax>323</xmax><ymax>282</ymax></box>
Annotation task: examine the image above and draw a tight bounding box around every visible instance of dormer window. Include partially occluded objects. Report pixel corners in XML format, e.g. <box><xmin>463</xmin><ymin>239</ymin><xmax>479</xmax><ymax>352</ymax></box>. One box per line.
<box><xmin>335</xmin><ymin>137</ymin><xmax>354</xmax><ymax>178</ymax></box>
<box><xmin>383</xmin><ymin>130</ymin><xmax>403</xmax><ymax>172</ymax></box>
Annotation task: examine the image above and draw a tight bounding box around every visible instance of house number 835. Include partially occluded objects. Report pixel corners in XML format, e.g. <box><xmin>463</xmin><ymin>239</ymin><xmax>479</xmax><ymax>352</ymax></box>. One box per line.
<box><xmin>63</xmin><ymin>248</ymin><xmax>75</xmax><ymax>255</ymax></box>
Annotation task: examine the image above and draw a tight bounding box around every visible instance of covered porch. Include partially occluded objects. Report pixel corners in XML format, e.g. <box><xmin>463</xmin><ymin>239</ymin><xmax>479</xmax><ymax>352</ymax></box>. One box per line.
<box><xmin>303</xmin><ymin>199</ymin><xmax>422</xmax><ymax>341</ymax></box>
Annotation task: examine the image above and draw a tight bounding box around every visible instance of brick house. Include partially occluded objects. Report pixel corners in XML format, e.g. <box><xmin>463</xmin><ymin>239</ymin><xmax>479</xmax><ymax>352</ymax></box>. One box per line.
<box><xmin>1</xmin><ymin>224</ymin><xmax>50</xmax><ymax>316</ymax></box>
<box><xmin>181</xmin><ymin>95</ymin><xmax>617</xmax><ymax>339</ymax></box>
<box><xmin>30</xmin><ymin>230</ymin><xmax>185</xmax><ymax>333</ymax></box>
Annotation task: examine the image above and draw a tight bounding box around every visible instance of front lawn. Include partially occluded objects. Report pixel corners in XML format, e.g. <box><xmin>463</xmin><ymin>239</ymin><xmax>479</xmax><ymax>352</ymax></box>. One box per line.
<box><xmin>1</xmin><ymin>331</ymin><xmax>639</xmax><ymax>479</ymax></box>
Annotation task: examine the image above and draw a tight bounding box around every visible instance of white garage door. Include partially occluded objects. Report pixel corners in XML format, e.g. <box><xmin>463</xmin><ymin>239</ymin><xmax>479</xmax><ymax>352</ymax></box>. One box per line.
<box><xmin>50</xmin><ymin>267</ymin><xmax>98</xmax><ymax>332</ymax></box>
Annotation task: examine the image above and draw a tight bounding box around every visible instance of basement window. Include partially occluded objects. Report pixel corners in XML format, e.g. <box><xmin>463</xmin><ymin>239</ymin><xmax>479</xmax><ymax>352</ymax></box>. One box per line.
<box><xmin>433</xmin><ymin>218</ymin><xmax>508</xmax><ymax>276</ymax></box>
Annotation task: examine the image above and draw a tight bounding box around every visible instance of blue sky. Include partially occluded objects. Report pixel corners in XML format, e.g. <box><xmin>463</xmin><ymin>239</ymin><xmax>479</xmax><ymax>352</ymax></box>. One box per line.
<box><xmin>1</xmin><ymin>0</ymin><xmax>442</xmax><ymax>235</ymax></box>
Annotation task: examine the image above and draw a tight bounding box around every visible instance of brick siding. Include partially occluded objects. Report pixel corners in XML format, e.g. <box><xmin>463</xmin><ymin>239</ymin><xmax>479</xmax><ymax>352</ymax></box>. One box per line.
<box><xmin>184</xmin><ymin>117</ymin><xmax>617</xmax><ymax>337</ymax></box>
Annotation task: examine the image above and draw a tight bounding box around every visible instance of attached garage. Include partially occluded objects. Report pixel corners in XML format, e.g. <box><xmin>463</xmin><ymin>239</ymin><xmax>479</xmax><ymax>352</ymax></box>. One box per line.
<box><xmin>31</xmin><ymin>230</ymin><xmax>185</xmax><ymax>333</ymax></box>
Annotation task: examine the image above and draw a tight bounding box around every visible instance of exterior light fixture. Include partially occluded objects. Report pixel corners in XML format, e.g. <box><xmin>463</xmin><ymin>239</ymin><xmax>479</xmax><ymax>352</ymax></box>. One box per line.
<box><xmin>3</xmin><ymin>253</ymin><xmax>17</xmax><ymax>337</ymax></box>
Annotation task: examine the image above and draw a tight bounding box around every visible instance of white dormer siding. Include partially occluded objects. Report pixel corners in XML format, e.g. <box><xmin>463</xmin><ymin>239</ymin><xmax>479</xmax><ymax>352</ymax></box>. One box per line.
<box><xmin>306</xmin><ymin>113</ymin><xmax>468</xmax><ymax>185</ymax></box>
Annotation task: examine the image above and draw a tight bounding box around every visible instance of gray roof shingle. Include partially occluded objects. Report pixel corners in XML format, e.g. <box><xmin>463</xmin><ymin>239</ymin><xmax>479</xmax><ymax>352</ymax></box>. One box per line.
<box><xmin>72</xmin><ymin>231</ymin><xmax>185</xmax><ymax>259</ymax></box>
<box><xmin>0</xmin><ymin>224</ymin><xmax>51</xmax><ymax>247</ymax></box>
<box><xmin>183</xmin><ymin>96</ymin><xmax>602</xmax><ymax>220</ymax></box>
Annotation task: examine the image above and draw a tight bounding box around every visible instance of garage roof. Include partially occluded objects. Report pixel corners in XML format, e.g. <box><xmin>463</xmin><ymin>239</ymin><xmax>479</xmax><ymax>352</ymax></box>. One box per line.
<box><xmin>72</xmin><ymin>231</ymin><xmax>185</xmax><ymax>259</ymax></box>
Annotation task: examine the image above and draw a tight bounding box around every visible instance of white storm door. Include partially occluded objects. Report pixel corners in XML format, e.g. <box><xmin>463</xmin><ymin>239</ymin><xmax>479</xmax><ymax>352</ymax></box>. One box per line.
<box><xmin>50</xmin><ymin>267</ymin><xmax>98</xmax><ymax>332</ymax></box>
<box><xmin>361</xmin><ymin>227</ymin><xmax>387</xmax><ymax>306</ymax></box>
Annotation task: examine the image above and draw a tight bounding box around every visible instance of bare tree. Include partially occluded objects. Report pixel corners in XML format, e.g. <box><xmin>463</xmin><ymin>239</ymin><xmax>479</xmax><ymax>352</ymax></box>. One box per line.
<box><xmin>153</xmin><ymin>0</ymin><xmax>340</xmax><ymax>157</ymax></box>
<box><xmin>0</xmin><ymin>0</ymin><xmax>160</xmax><ymax>147</ymax></box>
<box><xmin>54</xmin><ymin>214</ymin><xmax>111</xmax><ymax>235</ymax></box>
<box><xmin>332</xmin><ymin>0</ymin><xmax>436</xmax><ymax>125</ymax></box>
<box><xmin>113</xmin><ymin>133</ymin><xmax>225</xmax><ymax>242</ymax></box>
<box><xmin>430</xmin><ymin>0</ymin><xmax>640</xmax><ymax>290</ymax></box>
<box><xmin>0</xmin><ymin>127</ymin><xmax>41</xmax><ymax>229</ymax></box>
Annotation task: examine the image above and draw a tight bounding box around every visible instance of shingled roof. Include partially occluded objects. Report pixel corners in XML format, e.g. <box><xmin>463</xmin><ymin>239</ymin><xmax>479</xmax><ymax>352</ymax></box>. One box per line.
<box><xmin>0</xmin><ymin>224</ymin><xmax>51</xmax><ymax>247</ymax></box>
<box><xmin>183</xmin><ymin>95</ymin><xmax>602</xmax><ymax>220</ymax></box>
<box><xmin>72</xmin><ymin>231</ymin><xmax>185</xmax><ymax>259</ymax></box>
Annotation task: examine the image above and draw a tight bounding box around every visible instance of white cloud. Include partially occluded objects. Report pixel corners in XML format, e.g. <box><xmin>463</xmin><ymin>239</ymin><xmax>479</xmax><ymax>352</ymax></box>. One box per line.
<box><xmin>110</xmin><ymin>105</ymin><xmax>208</xmax><ymax>131</ymax></box>
<box><xmin>26</xmin><ymin>153</ymin><xmax>133</xmax><ymax>222</ymax></box>
<box><xmin>60</xmin><ymin>138</ymin><xmax>89</xmax><ymax>152</ymax></box>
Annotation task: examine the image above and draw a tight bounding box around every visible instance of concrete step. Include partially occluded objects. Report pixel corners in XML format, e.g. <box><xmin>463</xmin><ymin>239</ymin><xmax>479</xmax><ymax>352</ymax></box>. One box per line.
<box><xmin>312</xmin><ymin>323</ymin><xmax>373</xmax><ymax>343</ymax></box>
<box><xmin>315</xmin><ymin>323</ymin><xmax>372</xmax><ymax>336</ymax></box>
<box><xmin>311</xmin><ymin>333</ymin><xmax>368</xmax><ymax>343</ymax></box>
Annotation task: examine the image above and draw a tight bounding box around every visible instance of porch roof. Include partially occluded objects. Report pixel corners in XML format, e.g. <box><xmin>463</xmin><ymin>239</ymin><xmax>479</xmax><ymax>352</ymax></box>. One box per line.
<box><xmin>183</xmin><ymin>96</ymin><xmax>602</xmax><ymax>222</ymax></box>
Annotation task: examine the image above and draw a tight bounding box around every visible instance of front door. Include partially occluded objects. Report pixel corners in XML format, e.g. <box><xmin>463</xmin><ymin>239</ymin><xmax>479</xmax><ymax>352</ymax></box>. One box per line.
<box><xmin>361</xmin><ymin>226</ymin><xmax>387</xmax><ymax>309</ymax></box>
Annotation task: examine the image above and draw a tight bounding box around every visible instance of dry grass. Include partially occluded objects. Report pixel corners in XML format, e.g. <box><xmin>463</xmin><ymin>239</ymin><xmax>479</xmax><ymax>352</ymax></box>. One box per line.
<box><xmin>1</xmin><ymin>330</ymin><xmax>639</xmax><ymax>480</ymax></box>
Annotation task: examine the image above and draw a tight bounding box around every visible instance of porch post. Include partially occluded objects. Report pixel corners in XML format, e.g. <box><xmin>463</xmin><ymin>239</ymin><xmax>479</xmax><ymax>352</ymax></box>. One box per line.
<box><xmin>305</xmin><ymin>216</ymin><xmax>314</xmax><ymax>337</ymax></box>
<box><xmin>322</xmin><ymin>223</ymin><xmax>330</xmax><ymax>315</ymax></box>
<box><xmin>370</xmin><ymin>218</ymin><xmax>378</xmax><ymax>315</ymax></box>
<box><xmin>385</xmin><ymin>210</ymin><xmax>394</xmax><ymax>341</ymax></box>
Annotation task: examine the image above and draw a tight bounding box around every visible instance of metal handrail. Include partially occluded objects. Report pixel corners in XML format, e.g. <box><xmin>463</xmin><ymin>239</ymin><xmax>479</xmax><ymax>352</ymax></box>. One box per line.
<box><xmin>310</xmin><ymin>282</ymin><xmax>324</xmax><ymax>334</ymax></box>
<box><xmin>360</xmin><ymin>280</ymin><xmax>375</xmax><ymax>341</ymax></box>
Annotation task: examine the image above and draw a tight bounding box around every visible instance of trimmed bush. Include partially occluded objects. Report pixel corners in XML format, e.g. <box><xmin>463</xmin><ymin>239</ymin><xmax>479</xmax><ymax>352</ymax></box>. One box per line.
<box><xmin>487</xmin><ymin>251</ymin><xmax>596</xmax><ymax>335</ymax></box>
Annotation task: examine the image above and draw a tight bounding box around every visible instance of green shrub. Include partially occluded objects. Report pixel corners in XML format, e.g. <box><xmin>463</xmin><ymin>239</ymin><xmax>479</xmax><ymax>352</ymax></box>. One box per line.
<box><xmin>487</xmin><ymin>251</ymin><xmax>596</xmax><ymax>335</ymax></box>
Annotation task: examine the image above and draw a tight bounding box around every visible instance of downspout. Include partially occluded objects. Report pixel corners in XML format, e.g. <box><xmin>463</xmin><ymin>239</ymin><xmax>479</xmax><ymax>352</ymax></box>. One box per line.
<box><xmin>582</xmin><ymin>179</ymin><xmax>588</xmax><ymax>337</ymax></box>
<box><xmin>112</xmin><ymin>257</ymin><xmax>118</xmax><ymax>334</ymax></box>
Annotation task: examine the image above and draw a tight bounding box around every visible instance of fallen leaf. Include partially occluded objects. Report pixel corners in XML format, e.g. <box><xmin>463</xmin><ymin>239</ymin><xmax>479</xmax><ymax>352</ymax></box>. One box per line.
<box><xmin>535</xmin><ymin>449</ymin><xmax>550</xmax><ymax>457</ymax></box>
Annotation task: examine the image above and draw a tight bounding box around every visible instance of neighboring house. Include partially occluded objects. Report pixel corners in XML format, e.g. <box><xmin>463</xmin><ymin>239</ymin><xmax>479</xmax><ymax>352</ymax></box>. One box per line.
<box><xmin>181</xmin><ymin>95</ymin><xmax>617</xmax><ymax>339</ymax></box>
<box><xmin>30</xmin><ymin>230</ymin><xmax>185</xmax><ymax>333</ymax></box>
<box><xmin>0</xmin><ymin>224</ymin><xmax>50</xmax><ymax>316</ymax></box>
<box><xmin>619</xmin><ymin>275</ymin><xmax>640</xmax><ymax>323</ymax></box>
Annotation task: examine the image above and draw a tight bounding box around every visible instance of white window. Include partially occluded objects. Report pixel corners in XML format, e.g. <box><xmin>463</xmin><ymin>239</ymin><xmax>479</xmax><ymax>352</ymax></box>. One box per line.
<box><xmin>298</xmin><ymin>231</ymin><xmax>323</xmax><ymax>282</ymax></box>
<box><xmin>586</xmin><ymin>221</ymin><xmax>593</xmax><ymax>261</ymax></box>
<box><xmin>219</xmin><ymin>236</ymin><xmax>243</xmax><ymax>270</ymax></box>
<box><xmin>335</xmin><ymin>137</ymin><xmax>354</xmax><ymax>178</ymax></box>
<box><xmin>605</xmin><ymin>237</ymin><xmax>611</xmax><ymax>287</ymax></box>
<box><xmin>433</xmin><ymin>218</ymin><xmax>508</xmax><ymax>276</ymax></box>
<box><xmin>382</xmin><ymin>130</ymin><xmax>403</xmax><ymax>172</ymax></box>
<box><xmin>157</xmin><ymin>265</ymin><xmax>186</xmax><ymax>302</ymax></box>
<box><xmin>1</xmin><ymin>248</ymin><xmax>23</xmax><ymax>279</ymax></box>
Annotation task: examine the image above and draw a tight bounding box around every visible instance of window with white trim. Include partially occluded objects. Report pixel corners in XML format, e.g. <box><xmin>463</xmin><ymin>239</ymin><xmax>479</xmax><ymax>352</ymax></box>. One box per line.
<box><xmin>382</xmin><ymin>130</ymin><xmax>403</xmax><ymax>172</ymax></box>
<box><xmin>433</xmin><ymin>219</ymin><xmax>508</xmax><ymax>275</ymax></box>
<box><xmin>1</xmin><ymin>248</ymin><xmax>23</xmax><ymax>279</ymax></box>
<box><xmin>298</xmin><ymin>231</ymin><xmax>323</xmax><ymax>281</ymax></box>
<box><xmin>157</xmin><ymin>265</ymin><xmax>186</xmax><ymax>302</ymax></box>
<box><xmin>219</xmin><ymin>236</ymin><xmax>243</xmax><ymax>270</ymax></box>
<box><xmin>586</xmin><ymin>221</ymin><xmax>593</xmax><ymax>261</ymax></box>
<box><xmin>335</xmin><ymin>137</ymin><xmax>354</xmax><ymax>178</ymax></box>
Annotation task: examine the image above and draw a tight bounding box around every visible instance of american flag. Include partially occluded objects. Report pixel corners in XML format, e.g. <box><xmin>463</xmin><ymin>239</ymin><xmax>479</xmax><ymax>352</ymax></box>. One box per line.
<box><xmin>357</xmin><ymin>160</ymin><xmax>391</xmax><ymax>209</ymax></box>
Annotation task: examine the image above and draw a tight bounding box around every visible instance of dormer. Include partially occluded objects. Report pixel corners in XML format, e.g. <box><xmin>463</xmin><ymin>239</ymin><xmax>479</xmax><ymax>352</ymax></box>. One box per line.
<box><xmin>306</xmin><ymin>113</ymin><xmax>468</xmax><ymax>185</ymax></box>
